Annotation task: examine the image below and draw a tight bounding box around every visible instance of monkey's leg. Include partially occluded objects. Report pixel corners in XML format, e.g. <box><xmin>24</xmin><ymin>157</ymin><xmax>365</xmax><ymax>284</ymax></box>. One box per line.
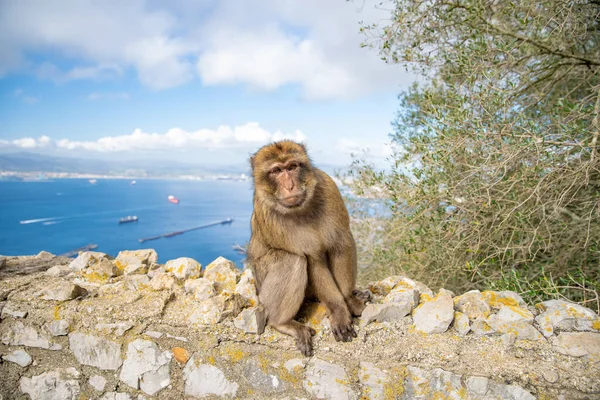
<box><xmin>254</xmin><ymin>251</ymin><xmax>315</xmax><ymax>356</ymax></box>
<box><xmin>328</xmin><ymin>239</ymin><xmax>367</xmax><ymax>317</ymax></box>
<box><xmin>308</xmin><ymin>256</ymin><xmax>357</xmax><ymax>342</ymax></box>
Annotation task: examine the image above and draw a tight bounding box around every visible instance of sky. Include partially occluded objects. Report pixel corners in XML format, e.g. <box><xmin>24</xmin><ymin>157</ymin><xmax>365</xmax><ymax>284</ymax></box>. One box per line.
<box><xmin>0</xmin><ymin>0</ymin><xmax>415</xmax><ymax>169</ymax></box>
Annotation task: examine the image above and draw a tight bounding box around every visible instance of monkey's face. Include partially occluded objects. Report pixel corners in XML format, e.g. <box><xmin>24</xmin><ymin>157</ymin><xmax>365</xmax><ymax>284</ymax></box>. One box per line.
<box><xmin>251</xmin><ymin>140</ymin><xmax>316</xmax><ymax>213</ymax></box>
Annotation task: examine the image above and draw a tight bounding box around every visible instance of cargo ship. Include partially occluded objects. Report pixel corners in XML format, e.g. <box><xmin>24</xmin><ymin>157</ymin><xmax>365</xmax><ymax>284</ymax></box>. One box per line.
<box><xmin>119</xmin><ymin>215</ymin><xmax>138</xmax><ymax>224</ymax></box>
<box><xmin>168</xmin><ymin>195</ymin><xmax>180</xmax><ymax>204</ymax></box>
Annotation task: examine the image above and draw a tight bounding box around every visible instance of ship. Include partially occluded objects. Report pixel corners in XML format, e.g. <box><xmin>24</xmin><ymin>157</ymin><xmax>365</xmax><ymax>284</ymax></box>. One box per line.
<box><xmin>89</xmin><ymin>179</ymin><xmax>97</xmax><ymax>184</ymax></box>
<box><xmin>168</xmin><ymin>195</ymin><xmax>180</xmax><ymax>204</ymax></box>
<box><xmin>131</xmin><ymin>180</ymin><xmax>136</xmax><ymax>185</ymax></box>
<box><xmin>119</xmin><ymin>215</ymin><xmax>139</xmax><ymax>224</ymax></box>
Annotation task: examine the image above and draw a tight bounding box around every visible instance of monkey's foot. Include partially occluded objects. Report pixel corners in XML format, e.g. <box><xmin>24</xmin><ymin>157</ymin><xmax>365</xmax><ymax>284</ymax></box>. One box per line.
<box><xmin>272</xmin><ymin>321</ymin><xmax>316</xmax><ymax>357</ymax></box>
<box><xmin>353</xmin><ymin>289</ymin><xmax>372</xmax><ymax>303</ymax></box>
<box><xmin>346</xmin><ymin>294</ymin><xmax>367</xmax><ymax>317</ymax></box>
<box><xmin>330</xmin><ymin>312</ymin><xmax>357</xmax><ymax>342</ymax></box>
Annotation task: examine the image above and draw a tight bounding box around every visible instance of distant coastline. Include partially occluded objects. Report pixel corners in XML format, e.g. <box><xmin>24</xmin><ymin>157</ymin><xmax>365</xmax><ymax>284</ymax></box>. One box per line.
<box><xmin>0</xmin><ymin>170</ymin><xmax>250</xmax><ymax>182</ymax></box>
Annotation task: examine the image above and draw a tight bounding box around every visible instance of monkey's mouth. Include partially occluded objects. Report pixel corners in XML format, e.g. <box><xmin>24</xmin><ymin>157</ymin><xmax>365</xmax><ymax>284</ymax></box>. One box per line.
<box><xmin>279</xmin><ymin>194</ymin><xmax>305</xmax><ymax>208</ymax></box>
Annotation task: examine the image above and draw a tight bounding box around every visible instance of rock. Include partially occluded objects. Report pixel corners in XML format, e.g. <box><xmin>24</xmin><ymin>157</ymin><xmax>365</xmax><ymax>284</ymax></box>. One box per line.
<box><xmin>453</xmin><ymin>311</ymin><xmax>470</xmax><ymax>336</ymax></box>
<box><xmin>502</xmin><ymin>332</ymin><xmax>517</xmax><ymax>347</ymax></box>
<box><xmin>69</xmin><ymin>332</ymin><xmax>122</xmax><ymax>370</ymax></box>
<box><xmin>47</xmin><ymin>320</ymin><xmax>69</xmax><ymax>336</ymax></box>
<box><xmin>183</xmin><ymin>355</ymin><xmax>239</xmax><ymax>398</ymax></box>
<box><xmin>412</xmin><ymin>289</ymin><xmax>455</xmax><ymax>334</ymax></box>
<box><xmin>358</xmin><ymin>362</ymin><xmax>389</xmax><ymax>400</ymax></box>
<box><xmin>360</xmin><ymin>302</ymin><xmax>413</xmax><ymax>327</ymax></box>
<box><xmin>482</xmin><ymin>290</ymin><xmax>527</xmax><ymax>309</ymax></box>
<box><xmin>234</xmin><ymin>268</ymin><xmax>259</xmax><ymax>307</ymax></box>
<box><xmin>165</xmin><ymin>257</ymin><xmax>202</xmax><ymax>280</ymax></box>
<box><xmin>36</xmin><ymin>250</ymin><xmax>55</xmax><ymax>259</ymax></box>
<box><xmin>3</xmin><ymin>348</ymin><xmax>33</xmax><ymax>367</ymax></box>
<box><xmin>144</xmin><ymin>330</ymin><xmax>163</xmax><ymax>339</ymax></box>
<box><xmin>491</xmin><ymin>305</ymin><xmax>534</xmax><ymax>323</ymax></box>
<box><xmin>126</xmin><ymin>274</ymin><xmax>150</xmax><ymax>290</ymax></box>
<box><xmin>120</xmin><ymin>339</ymin><xmax>172</xmax><ymax>395</ymax></box>
<box><xmin>89</xmin><ymin>375</ymin><xmax>107</xmax><ymax>391</ymax></box>
<box><xmin>2</xmin><ymin>321</ymin><xmax>57</xmax><ymax>349</ymax></box>
<box><xmin>45</xmin><ymin>265</ymin><xmax>71</xmax><ymax>277</ymax></box>
<box><xmin>383</xmin><ymin>288</ymin><xmax>420</xmax><ymax>306</ymax></box>
<box><xmin>188</xmin><ymin>292</ymin><xmax>244</xmax><ymax>325</ymax></box>
<box><xmin>470</xmin><ymin>320</ymin><xmax>495</xmax><ymax>336</ymax></box>
<box><xmin>184</xmin><ymin>277</ymin><xmax>216</xmax><ymax>300</ymax></box>
<box><xmin>486</xmin><ymin>319</ymin><xmax>543</xmax><ymax>341</ymax></box>
<box><xmin>0</xmin><ymin>255</ymin><xmax>6</xmax><ymax>268</ymax></box>
<box><xmin>20</xmin><ymin>369</ymin><xmax>80</xmax><ymax>400</ymax></box>
<box><xmin>69</xmin><ymin>251</ymin><xmax>110</xmax><ymax>271</ymax></box>
<box><xmin>403</xmin><ymin>366</ymin><xmax>535</xmax><ymax>400</ymax></box>
<box><xmin>284</xmin><ymin>358</ymin><xmax>306</xmax><ymax>373</ymax></box>
<box><xmin>243</xmin><ymin>359</ymin><xmax>286</xmax><ymax>393</ymax></box>
<box><xmin>453</xmin><ymin>290</ymin><xmax>491</xmax><ymax>320</ymax></box>
<box><xmin>535</xmin><ymin>300</ymin><xmax>600</xmax><ymax>337</ymax></box>
<box><xmin>115</xmin><ymin>249</ymin><xmax>158</xmax><ymax>275</ymax></box>
<box><xmin>82</xmin><ymin>259</ymin><xmax>119</xmax><ymax>283</ymax></box>
<box><xmin>172</xmin><ymin>347</ymin><xmax>189</xmax><ymax>364</ymax></box>
<box><xmin>368</xmin><ymin>275</ymin><xmax>432</xmax><ymax>297</ymax></box>
<box><xmin>542</xmin><ymin>370</ymin><xmax>559</xmax><ymax>384</ymax></box>
<box><xmin>40</xmin><ymin>281</ymin><xmax>87</xmax><ymax>301</ymax></box>
<box><xmin>234</xmin><ymin>306</ymin><xmax>266</xmax><ymax>334</ymax></box>
<box><xmin>304</xmin><ymin>358</ymin><xmax>357</xmax><ymax>400</ymax></box>
<box><xmin>100</xmin><ymin>393</ymin><xmax>132</xmax><ymax>400</ymax></box>
<box><xmin>552</xmin><ymin>332</ymin><xmax>600</xmax><ymax>358</ymax></box>
<box><xmin>2</xmin><ymin>305</ymin><xmax>28</xmax><ymax>318</ymax></box>
<box><xmin>149</xmin><ymin>271</ymin><xmax>175</xmax><ymax>291</ymax></box>
<box><xmin>204</xmin><ymin>256</ymin><xmax>239</xmax><ymax>293</ymax></box>
<box><xmin>96</xmin><ymin>322</ymin><xmax>134</xmax><ymax>336</ymax></box>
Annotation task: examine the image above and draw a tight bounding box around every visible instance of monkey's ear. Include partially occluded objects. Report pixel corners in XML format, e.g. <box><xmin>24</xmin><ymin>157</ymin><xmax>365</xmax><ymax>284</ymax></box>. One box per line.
<box><xmin>250</xmin><ymin>155</ymin><xmax>256</xmax><ymax>170</ymax></box>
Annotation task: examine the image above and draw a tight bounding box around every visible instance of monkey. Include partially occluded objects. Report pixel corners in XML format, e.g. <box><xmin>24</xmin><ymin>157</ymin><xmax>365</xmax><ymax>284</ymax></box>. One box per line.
<box><xmin>247</xmin><ymin>140</ymin><xmax>367</xmax><ymax>356</ymax></box>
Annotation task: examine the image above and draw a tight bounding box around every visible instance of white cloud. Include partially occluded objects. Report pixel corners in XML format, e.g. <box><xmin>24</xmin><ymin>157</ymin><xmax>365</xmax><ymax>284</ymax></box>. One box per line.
<box><xmin>86</xmin><ymin>92</ymin><xmax>130</xmax><ymax>101</ymax></box>
<box><xmin>336</xmin><ymin>138</ymin><xmax>397</xmax><ymax>159</ymax></box>
<box><xmin>2</xmin><ymin>123</ymin><xmax>306</xmax><ymax>152</ymax></box>
<box><xmin>0</xmin><ymin>0</ymin><xmax>415</xmax><ymax>98</ymax></box>
<box><xmin>13</xmin><ymin>87</ymin><xmax>40</xmax><ymax>104</ymax></box>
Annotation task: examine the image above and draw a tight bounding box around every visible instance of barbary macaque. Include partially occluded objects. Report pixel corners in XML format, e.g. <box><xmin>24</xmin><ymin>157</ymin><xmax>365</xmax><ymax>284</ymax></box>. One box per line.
<box><xmin>247</xmin><ymin>140</ymin><xmax>366</xmax><ymax>356</ymax></box>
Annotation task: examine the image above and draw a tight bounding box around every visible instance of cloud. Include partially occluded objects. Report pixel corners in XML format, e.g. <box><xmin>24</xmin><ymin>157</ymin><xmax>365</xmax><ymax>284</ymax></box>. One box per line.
<box><xmin>86</xmin><ymin>92</ymin><xmax>130</xmax><ymax>101</ymax></box>
<box><xmin>0</xmin><ymin>123</ymin><xmax>306</xmax><ymax>152</ymax></box>
<box><xmin>336</xmin><ymin>138</ymin><xmax>397</xmax><ymax>159</ymax></box>
<box><xmin>0</xmin><ymin>135</ymin><xmax>51</xmax><ymax>149</ymax></box>
<box><xmin>0</xmin><ymin>0</ymin><xmax>415</xmax><ymax>97</ymax></box>
<box><xmin>13</xmin><ymin>88</ymin><xmax>40</xmax><ymax>104</ymax></box>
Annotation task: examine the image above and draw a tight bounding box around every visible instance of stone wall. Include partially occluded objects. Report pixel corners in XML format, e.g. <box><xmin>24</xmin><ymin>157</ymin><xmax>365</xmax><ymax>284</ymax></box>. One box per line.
<box><xmin>0</xmin><ymin>250</ymin><xmax>599</xmax><ymax>400</ymax></box>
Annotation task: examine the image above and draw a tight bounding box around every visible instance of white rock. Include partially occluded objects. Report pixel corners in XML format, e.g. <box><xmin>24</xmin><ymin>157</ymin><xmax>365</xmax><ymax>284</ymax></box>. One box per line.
<box><xmin>535</xmin><ymin>300</ymin><xmax>600</xmax><ymax>337</ymax></box>
<box><xmin>47</xmin><ymin>320</ymin><xmax>69</xmax><ymax>336</ymax></box>
<box><xmin>165</xmin><ymin>257</ymin><xmax>202</xmax><ymax>280</ymax></box>
<box><xmin>89</xmin><ymin>375</ymin><xmax>107</xmax><ymax>391</ymax></box>
<box><xmin>465</xmin><ymin>376</ymin><xmax>489</xmax><ymax>395</ymax></box>
<box><xmin>453</xmin><ymin>290</ymin><xmax>491</xmax><ymax>320</ymax></box>
<box><xmin>45</xmin><ymin>265</ymin><xmax>71</xmax><ymax>277</ymax></box>
<box><xmin>360</xmin><ymin>302</ymin><xmax>413</xmax><ymax>327</ymax></box>
<box><xmin>40</xmin><ymin>281</ymin><xmax>87</xmax><ymax>301</ymax></box>
<box><xmin>69</xmin><ymin>251</ymin><xmax>110</xmax><ymax>271</ymax></box>
<box><xmin>188</xmin><ymin>293</ymin><xmax>244</xmax><ymax>325</ymax></box>
<box><xmin>284</xmin><ymin>359</ymin><xmax>306</xmax><ymax>373</ymax></box>
<box><xmin>37</xmin><ymin>250</ymin><xmax>55</xmax><ymax>259</ymax></box>
<box><xmin>148</xmin><ymin>271</ymin><xmax>175</xmax><ymax>291</ymax></box>
<box><xmin>304</xmin><ymin>358</ymin><xmax>357</xmax><ymax>400</ymax></box>
<box><xmin>2</xmin><ymin>305</ymin><xmax>28</xmax><ymax>318</ymax></box>
<box><xmin>20</xmin><ymin>369</ymin><xmax>80</xmax><ymax>400</ymax></box>
<box><xmin>453</xmin><ymin>311</ymin><xmax>470</xmax><ymax>336</ymax></box>
<box><xmin>144</xmin><ymin>330</ymin><xmax>163</xmax><ymax>339</ymax></box>
<box><xmin>3</xmin><ymin>348</ymin><xmax>33</xmax><ymax>367</ymax></box>
<box><xmin>492</xmin><ymin>305</ymin><xmax>534</xmax><ymax>323</ymax></box>
<box><xmin>96</xmin><ymin>322</ymin><xmax>134</xmax><ymax>336</ymax></box>
<box><xmin>2</xmin><ymin>321</ymin><xmax>57</xmax><ymax>349</ymax></box>
<box><xmin>482</xmin><ymin>290</ymin><xmax>527</xmax><ymax>309</ymax></box>
<box><xmin>234</xmin><ymin>306</ymin><xmax>266</xmax><ymax>334</ymax></box>
<box><xmin>69</xmin><ymin>332</ymin><xmax>122</xmax><ymax>370</ymax></box>
<box><xmin>115</xmin><ymin>249</ymin><xmax>158</xmax><ymax>275</ymax></box>
<box><xmin>243</xmin><ymin>359</ymin><xmax>286</xmax><ymax>393</ymax></box>
<box><xmin>204</xmin><ymin>256</ymin><xmax>239</xmax><ymax>293</ymax></box>
<box><xmin>184</xmin><ymin>277</ymin><xmax>216</xmax><ymax>301</ymax></box>
<box><xmin>486</xmin><ymin>319</ymin><xmax>543</xmax><ymax>341</ymax></box>
<box><xmin>368</xmin><ymin>275</ymin><xmax>432</xmax><ymax>297</ymax></box>
<box><xmin>552</xmin><ymin>332</ymin><xmax>600</xmax><ymax>358</ymax></box>
<box><xmin>234</xmin><ymin>268</ymin><xmax>259</xmax><ymax>307</ymax></box>
<box><xmin>183</xmin><ymin>355</ymin><xmax>239</xmax><ymax>398</ymax></box>
<box><xmin>126</xmin><ymin>274</ymin><xmax>150</xmax><ymax>290</ymax></box>
<box><xmin>82</xmin><ymin>259</ymin><xmax>119</xmax><ymax>283</ymax></box>
<box><xmin>412</xmin><ymin>289</ymin><xmax>455</xmax><ymax>334</ymax></box>
<box><xmin>119</xmin><ymin>339</ymin><xmax>172</xmax><ymax>395</ymax></box>
<box><xmin>358</xmin><ymin>362</ymin><xmax>388</xmax><ymax>400</ymax></box>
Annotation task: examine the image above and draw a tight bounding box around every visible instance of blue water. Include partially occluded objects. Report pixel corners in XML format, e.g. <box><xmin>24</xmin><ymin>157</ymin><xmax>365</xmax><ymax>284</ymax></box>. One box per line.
<box><xmin>0</xmin><ymin>179</ymin><xmax>253</xmax><ymax>268</ymax></box>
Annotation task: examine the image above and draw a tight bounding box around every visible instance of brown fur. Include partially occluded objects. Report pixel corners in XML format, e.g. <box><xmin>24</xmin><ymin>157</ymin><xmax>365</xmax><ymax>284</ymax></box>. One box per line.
<box><xmin>247</xmin><ymin>140</ymin><xmax>366</xmax><ymax>356</ymax></box>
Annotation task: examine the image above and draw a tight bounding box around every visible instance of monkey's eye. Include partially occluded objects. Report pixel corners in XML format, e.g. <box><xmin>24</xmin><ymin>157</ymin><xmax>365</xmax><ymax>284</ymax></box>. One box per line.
<box><xmin>270</xmin><ymin>167</ymin><xmax>282</xmax><ymax>174</ymax></box>
<box><xmin>287</xmin><ymin>163</ymin><xmax>298</xmax><ymax>171</ymax></box>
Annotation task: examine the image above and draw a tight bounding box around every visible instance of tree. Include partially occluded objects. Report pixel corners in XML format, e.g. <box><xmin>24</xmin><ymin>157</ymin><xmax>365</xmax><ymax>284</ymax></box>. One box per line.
<box><xmin>349</xmin><ymin>0</ymin><xmax>600</xmax><ymax>311</ymax></box>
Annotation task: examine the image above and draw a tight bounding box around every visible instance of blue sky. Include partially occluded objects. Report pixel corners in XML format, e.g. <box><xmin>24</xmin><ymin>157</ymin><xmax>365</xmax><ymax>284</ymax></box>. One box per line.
<box><xmin>0</xmin><ymin>0</ymin><xmax>415</xmax><ymax>168</ymax></box>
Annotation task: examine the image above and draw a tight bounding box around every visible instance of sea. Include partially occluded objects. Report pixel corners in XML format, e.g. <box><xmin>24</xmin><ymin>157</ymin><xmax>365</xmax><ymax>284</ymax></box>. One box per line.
<box><xmin>0</xmin><ymin>178</ymin><xmax>254</xmax><ymax>268</ymax></box>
